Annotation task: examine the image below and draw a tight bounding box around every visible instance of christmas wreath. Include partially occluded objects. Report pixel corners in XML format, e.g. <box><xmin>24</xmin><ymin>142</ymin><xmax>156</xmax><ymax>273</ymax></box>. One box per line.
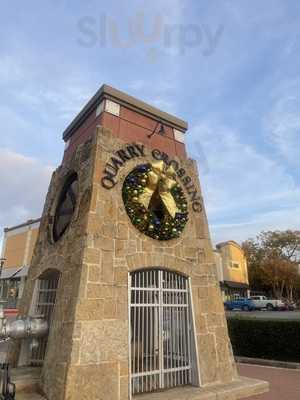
<box><xmin>122</xmin><ymin>161</ymin><xmax>189</xmax><ymax>240</ymax></box>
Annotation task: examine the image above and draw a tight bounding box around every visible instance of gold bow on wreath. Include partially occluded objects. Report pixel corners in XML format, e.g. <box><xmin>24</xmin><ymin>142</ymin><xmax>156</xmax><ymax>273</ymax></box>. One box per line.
<box><xmin>138</xmin><ymin>161</ymin><xmax>180</xmax><ymax>218</ymax></box>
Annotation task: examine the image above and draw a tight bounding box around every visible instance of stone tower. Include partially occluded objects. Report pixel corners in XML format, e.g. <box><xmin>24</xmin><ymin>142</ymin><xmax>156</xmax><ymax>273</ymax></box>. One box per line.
<box><xmin>15</xmin><ymin>85</ymin><xmax>267</xmax><ymax>400</ymax></box>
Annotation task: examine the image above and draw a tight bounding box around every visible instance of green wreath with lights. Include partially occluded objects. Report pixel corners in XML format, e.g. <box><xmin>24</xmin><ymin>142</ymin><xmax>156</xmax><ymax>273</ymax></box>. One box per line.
<box><xmin>122</xmin><ymin>161</ymin><xmax>189</xmax><ymax>240</ymax></box>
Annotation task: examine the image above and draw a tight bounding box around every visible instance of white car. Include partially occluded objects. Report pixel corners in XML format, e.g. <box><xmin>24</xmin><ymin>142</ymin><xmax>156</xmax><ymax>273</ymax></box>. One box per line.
<box><xmin>250</xmin><ymin>296</ymin><xmax>285</xmax><ymax>311</ymax></box>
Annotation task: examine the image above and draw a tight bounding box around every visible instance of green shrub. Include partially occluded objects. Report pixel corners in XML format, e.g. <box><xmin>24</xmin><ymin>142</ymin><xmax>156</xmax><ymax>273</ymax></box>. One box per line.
<box><xmin>227</xmin><ymin>317</ymin><xmax>300</xmax><ymax>363</ymax></box>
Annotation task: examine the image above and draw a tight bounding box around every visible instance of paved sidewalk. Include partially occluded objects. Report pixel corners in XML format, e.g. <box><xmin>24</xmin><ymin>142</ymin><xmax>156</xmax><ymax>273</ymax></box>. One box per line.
<box><xmin>15</xmin><ymin>363</ymin><xmax>300</xmax><ymax>399</ymax></box>
<box><xmin>238</xmin><ymin>363</ymin><xmax>300</xmax><ymax>400</ymax></box>
<box><xmin>18</xmin><ymin>394</ymin><xmax>44</xmax><ymax>400</ymax></box>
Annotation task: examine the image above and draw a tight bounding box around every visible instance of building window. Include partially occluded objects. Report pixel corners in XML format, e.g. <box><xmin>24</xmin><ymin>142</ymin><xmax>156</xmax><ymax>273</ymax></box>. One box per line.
<box><xmin>0</xmin><ymin>279</ymin><xmax>20</xmax><ymax>308</ymax></box>
<box><xmin>129</xmin><ymin>269</ymin><xmax>198</xmax><ymax>396</ymax></box>
<box><xmin>231</xmin><ymin>261</ymin><xmax>240</xmax><ymax>269</ymax></box>
<box><xmin>30</xmin><ymin>270</ymin><xmax>60</xmax><ymax>365</ymax></box>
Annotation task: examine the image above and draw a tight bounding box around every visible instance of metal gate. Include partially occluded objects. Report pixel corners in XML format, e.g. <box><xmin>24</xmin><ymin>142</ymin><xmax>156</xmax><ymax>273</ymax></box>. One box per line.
<box><xmin>129</xmin><ymin>269</ymin><xmax>194</xmax><ymax>395</ymax></box>
<box><xmin>30</xmin><ymin>272</ymin><xmax>60</xmax><ymax>365</ymax></box>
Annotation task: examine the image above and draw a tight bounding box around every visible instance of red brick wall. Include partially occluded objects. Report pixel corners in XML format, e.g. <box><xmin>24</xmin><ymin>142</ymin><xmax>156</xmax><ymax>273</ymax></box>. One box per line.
<box><xmin>63</xmin><ymin>105</ymin><xmax>186</xmax><ymax>163</ymax></box>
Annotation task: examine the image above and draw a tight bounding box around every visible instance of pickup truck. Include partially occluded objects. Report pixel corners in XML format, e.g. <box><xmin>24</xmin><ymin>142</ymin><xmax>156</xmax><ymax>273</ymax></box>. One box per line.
<box><xmin>250</xmin><ymin>296</ymin><xmax>285</xmax><ymax>311</ymax></box>
<box><xmin>224</xmin><ymin>298</ymin><xmax>256</xmax><ymax>311</ymax></box>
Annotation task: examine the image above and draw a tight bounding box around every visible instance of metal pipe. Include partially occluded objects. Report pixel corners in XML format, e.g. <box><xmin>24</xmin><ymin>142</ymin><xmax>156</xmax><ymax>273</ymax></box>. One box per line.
<box><xmin>0</xmin><ymin>316</ymin><xmax>48</xmax><ymax>340</ymax></box>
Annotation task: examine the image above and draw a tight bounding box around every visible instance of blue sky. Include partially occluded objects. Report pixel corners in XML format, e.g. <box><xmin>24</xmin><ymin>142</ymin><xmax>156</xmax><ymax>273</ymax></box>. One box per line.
<box><xmin>1</xmin><ymin>0</ymin><xmax>300</xmax><ymax>245</ymax></box>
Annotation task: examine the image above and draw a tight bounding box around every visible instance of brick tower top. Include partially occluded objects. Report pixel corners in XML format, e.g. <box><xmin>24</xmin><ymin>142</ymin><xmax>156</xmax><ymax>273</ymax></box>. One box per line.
<box><xmin>62</xmin><ymin>84</ymin><xmax>188</xmax><ymax>163</ymax></box>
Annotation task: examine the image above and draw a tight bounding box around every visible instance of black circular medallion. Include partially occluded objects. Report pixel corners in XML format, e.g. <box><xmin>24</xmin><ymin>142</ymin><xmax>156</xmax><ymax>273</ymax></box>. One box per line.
<box><xmin>53</xmin><ymin>173</ymin><xmax>78</xmax><ymax>242</ymax></box>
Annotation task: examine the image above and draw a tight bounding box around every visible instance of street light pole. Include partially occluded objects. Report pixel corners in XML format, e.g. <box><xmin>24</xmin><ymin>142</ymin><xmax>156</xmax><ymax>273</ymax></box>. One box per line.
<box><xmin>0</xmin><ymin>258</ymin><xmax>5</xmax><ymax>303</ymax></box>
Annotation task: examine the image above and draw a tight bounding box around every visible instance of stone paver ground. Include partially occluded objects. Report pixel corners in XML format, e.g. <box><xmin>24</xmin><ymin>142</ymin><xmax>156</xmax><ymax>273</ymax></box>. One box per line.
<box><xmin>15</xmin><ymin>363</ymin><xmax>300</xmax><ymax>399</ymax></box>
<box><xmin>238</xmin><ymin>363</ymin><xmax>300</xmax><ymax>400</ymax></box>
<box><xmin>16</xmin><ymin>391</ymin><xmax>44</xmax><ymax>399</ymax></box>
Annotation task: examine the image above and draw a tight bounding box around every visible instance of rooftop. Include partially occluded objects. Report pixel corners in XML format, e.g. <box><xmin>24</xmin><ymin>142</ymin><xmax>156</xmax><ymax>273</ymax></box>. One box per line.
<box><xmin>62</xmin><ymin>84</ymin><xmax>188</xmax><ymax>141</ymax></box>
<box><xmin>216</xmin><ymin>240</ymin><xmax>243</xmax><ymax>250</ymax></box>
<box><xmin>4</xmin><ymin>218</ymin><xmax>41</xmax><ymax>233</ymax></box>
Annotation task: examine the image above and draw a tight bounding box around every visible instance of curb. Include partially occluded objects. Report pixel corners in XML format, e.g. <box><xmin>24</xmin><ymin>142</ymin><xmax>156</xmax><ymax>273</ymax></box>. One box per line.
<box><xmin>236</xmin><ymin>356</ymin><xmax>300</xmax><ymax>370</ymax></box>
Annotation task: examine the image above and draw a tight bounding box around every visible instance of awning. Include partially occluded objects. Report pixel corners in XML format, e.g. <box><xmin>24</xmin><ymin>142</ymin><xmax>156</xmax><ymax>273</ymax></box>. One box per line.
<box><xmin>223</xmin><ymin>280</ymin><xmax>249</xmax><ymax>289</ymax></box>
<box><xmin>0</xmin><ymin>266</ymin><xmax>29</xmax><ymax>280</ymax></box>
<box><xmin>0</xmin><ymin>267</ymin><xmax>22</xmax><ymax>280</ymax></box>
<box><xmin>12</xmin><ymin>266</ymin><xmax>29</xmax><ymax>278</ymax></box>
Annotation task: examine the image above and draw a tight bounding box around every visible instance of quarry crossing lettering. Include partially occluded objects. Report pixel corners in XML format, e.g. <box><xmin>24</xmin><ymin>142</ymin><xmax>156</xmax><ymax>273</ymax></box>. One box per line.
<box><xmin>101</xmin><ymin>143</ymin><xmax>202</xmax><ymax>213</ymax></box>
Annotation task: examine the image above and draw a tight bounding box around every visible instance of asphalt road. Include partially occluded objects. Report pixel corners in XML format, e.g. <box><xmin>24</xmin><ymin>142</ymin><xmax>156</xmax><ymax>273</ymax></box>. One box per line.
<box><xmin>227</xmin><ymin>310</ymin><xmax>300</xmax><ymax>320</ymax></box>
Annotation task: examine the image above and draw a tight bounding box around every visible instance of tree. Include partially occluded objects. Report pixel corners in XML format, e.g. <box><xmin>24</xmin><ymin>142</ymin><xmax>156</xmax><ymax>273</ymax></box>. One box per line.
<box><xmin>283</xmin><ymin>262</ymin><xmax>300</xmax><ymax>302</ymax></box>
<box><xmin>261</xmin><ymin>256</ymin><xmax>289</xmax><ymax>299</ymax></box>
<box><xmin>259</xmin><ymin>230</ymin><xmax>300</xmax><ymax>262</ymax></box>
<box><xmin>242</xmin><ymin>230</ymin><xmax>300</xmax><ymax>300</ymax></box>
<box><xmin>242</xmin><ymin>239</ymin><xmax>266</xmax><ymax>291</ymax></box>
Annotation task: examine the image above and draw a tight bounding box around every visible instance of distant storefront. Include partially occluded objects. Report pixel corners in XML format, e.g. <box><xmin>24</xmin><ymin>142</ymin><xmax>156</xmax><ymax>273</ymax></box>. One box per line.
<box><xmin>214</xmin><ymin>241</ymin><xmax>250</xmax><ymax>300</ymax></box>
<box><xmin>0</xmin><ymin>266</ymin><xmax>29</xmax><ymax>308</ymax></box>
<box><xmin>0</xmin><ymin>218</ymin><xmax>40</xmax><ymax>308</ymax></box>
<box><xmin>219</xmin><ymin>281</ymin><xmax>249</xmax><ymax>299</ymax></box>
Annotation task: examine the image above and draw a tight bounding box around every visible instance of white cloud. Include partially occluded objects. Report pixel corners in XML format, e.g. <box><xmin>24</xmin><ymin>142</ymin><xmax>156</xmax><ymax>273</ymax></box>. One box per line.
<box><xmin>147</xmin><ymin>97</ymin><xmax>176</xmax><ymax>113</ymax></box>
<box><xmin>15</xmin><ymin>82</ymin><xmax>95</xmax><ymax>123</ymax></box>
<box><xmin>0</xmin><ymin>149</ymin><xmax>54</xmax><ymax>232</ymax></box>
<box><xmin>126</xmin><ymin>79</ymin><xmax>178</xmax><ymax>114</ymax></box>
<box><xmin>211</xmin><ymin>206</ymin><xmax>300</xmax><ymax>245</ymax></box>
<box><xmin>127</xmin><ymin>80</ymin><xmax>147</xmax><ymax>91</ymax></box>
<box><xmin>265</xmin><ymin>80</ymin><xmax>300</xmax><ymax>166</ymax></box>
<box><xmin>187</xmin><ymin>122</ymin><xmax>300</xmax><ymax>244</ymax></box>
<box><xmin>0</xmin><ymin>55</ymin><xmax>24</xmax><ymax>84</ymax></box>
<box><xmin>0</xmin><ymin>42</ymin><xmax>96</xmax><ymax>126</ymax></box>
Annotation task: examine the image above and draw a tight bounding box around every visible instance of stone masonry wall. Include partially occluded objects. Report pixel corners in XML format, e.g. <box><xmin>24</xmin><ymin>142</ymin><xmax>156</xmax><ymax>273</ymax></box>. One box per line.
<box><xmin>15</xmin><ymin>126</ymin><xmax>237</xmax><ymax>400</ymax></box>
<box><xmin>16</xmin><ymin>136</ymin><xmax>95</xmax><ymax>400</ymax></box>
<box><xmin>64</xmin><ymin>126</ymin><xmax>237</xmax><ymax>399</ymax></box>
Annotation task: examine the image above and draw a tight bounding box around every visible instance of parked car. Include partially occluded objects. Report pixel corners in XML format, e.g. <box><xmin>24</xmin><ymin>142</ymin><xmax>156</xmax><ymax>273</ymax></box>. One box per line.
<box><xmin>224</xmin><ymin>298</ymin><xmax>256</xmax><ymax>311</ymax></box>
<box><xmin>282</xmin><ymin>301</ymin><xmax>296</xmax><ymax>311</ymax></box>
<box><xmin>250</xmin><ymin>296</ymin><xmax>285</xmax><ymax>311</ymax></box>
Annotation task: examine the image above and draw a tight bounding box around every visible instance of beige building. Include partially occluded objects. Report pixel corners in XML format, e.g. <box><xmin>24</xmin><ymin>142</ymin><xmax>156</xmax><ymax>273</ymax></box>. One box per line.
<box><xmin>214</xmin><ymin>241</ymin><xmax>249</xmax><ymax>300</ymax></box>
<box><xmin>0</xmin><ymin>218</ymin><xmax>40</xmax><ymax>307</ymax></box>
